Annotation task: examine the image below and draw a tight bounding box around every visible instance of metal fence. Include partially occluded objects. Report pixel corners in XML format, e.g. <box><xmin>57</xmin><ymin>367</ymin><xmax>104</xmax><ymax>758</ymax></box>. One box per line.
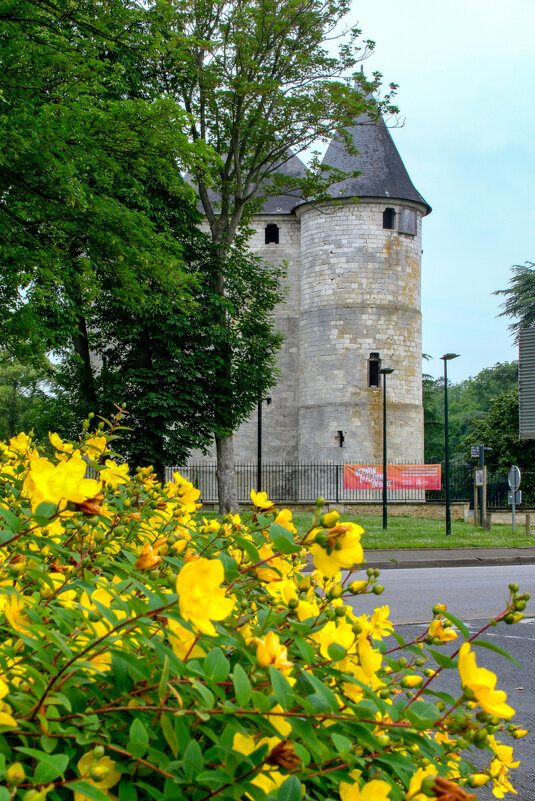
<box><xmin>166</xmin><ymin>462</ymin><xmax>535</xmax><ymax>508</ymax></box>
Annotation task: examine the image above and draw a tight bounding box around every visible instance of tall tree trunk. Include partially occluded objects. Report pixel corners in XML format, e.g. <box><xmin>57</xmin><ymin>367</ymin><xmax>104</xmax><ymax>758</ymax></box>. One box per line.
<box><xmin>216</xmin><ymin>433</ymin><xmax>239</xmax><ymax>514</ymax></box>
<box><xmin>72</xmin><ymin>315</ymin><xmax>98</xmax><ymax>411</ymax></box>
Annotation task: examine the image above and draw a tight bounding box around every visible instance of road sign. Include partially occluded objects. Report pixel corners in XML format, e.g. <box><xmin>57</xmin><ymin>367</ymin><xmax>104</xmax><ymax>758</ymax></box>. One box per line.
<box><xmin>508</xmin><ymin>490</ymin><xmax>522</xmax><ymax>505</ymax></box>
<box><xmin>508</xmin><ymin>465</ymin><xmax>521</xmax><ymax>491</ymax></box>
<box><xmin>471</xmin><ymin>446</ymin><xmax>481</xmax><ymax>458</ymax></box>
<box><xmin>475</xmin><ymin>469</ymin><xmax>484</xmax><ymax>486</ymax></box>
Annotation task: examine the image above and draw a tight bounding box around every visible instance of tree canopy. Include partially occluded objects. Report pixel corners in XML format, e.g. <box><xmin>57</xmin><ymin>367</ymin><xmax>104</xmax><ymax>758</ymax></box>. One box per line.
<box><xmin>495</xmin><ymin>261</ymin><xmax>535</xmax><ymax>341</ymax></box>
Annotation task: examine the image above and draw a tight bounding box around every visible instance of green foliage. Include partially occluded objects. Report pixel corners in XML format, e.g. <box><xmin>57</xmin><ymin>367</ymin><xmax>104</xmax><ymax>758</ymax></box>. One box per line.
<box><xmin>0</xmin><ymin>420</ymin><xmax>526</xmax><ymax>800</ymax></box>
<box><xmin>423</xmin><ymin>361</ymin><xmax>518</xmax><ymax>464</ymax></box>
<box><xmin>495</xmin><ymin>261</ymin><xmax>535</xmax><ymax>341</ymax></box>
<box><xmin>0</xmin><ymin>355</ymin><xmax>53</xmax><ymax>442</ymax></box>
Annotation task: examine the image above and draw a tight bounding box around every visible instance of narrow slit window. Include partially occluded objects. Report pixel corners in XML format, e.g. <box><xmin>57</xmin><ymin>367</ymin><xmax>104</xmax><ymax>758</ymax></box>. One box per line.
<box><xmin>368</xmin><ymin>352</ymin><xmax>381</xmax><ymax>387</ymax></box>
<box><xmin>265</xmin><ymin>223</ymin><xmax>279</xmax><ymax>244</ymax></box>
<box><xmin>383</xmin><ymin>208</ymin><xmax>396</xmax><ymax>230</ymax></box>
<box><xmin>399</xmin><ymin>208</ymin><xmax>417</xmax><ymax>236</ymax></box>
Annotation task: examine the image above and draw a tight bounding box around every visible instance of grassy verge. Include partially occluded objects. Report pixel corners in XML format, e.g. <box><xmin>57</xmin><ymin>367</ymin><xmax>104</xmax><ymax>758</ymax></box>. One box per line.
<box><xmin>290</xmin><ymin>512</ymin><xmax>535</xmax><ymax>549</ymax></box>
<box><xmin>200</xmin><ymin>509</ymin><xmax>535</xmax><ymax>549</ymax></box>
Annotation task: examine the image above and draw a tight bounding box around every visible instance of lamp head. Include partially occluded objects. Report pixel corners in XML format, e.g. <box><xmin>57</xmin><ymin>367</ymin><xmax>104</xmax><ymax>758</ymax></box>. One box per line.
<box><xmin>379</xmin><ymin>367</ymin><xmax>395</xmax><ymax>375</ymax></box>
<box><xmin>440</xmin><ymin>353</ymin><xmax>460</xmax><ymax>361</ymax></box>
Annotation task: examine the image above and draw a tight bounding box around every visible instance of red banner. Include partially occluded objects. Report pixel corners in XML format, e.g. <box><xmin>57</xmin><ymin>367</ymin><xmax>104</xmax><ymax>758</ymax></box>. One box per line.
<box><xmin>343</xmin><ymin>464</ymin><xmax>441</xmax><ymax>491</ymax></box>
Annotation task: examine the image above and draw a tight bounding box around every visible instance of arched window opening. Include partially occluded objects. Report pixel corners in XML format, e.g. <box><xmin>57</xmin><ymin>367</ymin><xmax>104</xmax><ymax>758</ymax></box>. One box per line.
<box><xmin>265</xmin><ymin>223</ymin><xmax>279</xmax><ymax>244</ymax></box>
<box><xmin>368</xmin><ymin>352</ymin><xmax>381</xmax><ymax>388</ymax></box>
<box><xmin>383</xmin><ymin>208</ymin><xmax>396</xmax><ymax>230</ymax></box>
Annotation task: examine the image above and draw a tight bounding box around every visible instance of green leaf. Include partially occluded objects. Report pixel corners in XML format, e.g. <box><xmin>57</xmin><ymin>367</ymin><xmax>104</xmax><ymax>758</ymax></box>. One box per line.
<box><xmin>34</xmin><ymin>502</ymin><xmax>59</xmax><ymax>522</ymax></box>
<box><xmin>269</xmin><ymin>667</ymin><xmax>294</xmax><ymax>710</ymax></box>
<box><xmin>0</xmin><ymin>787</ymin><xmax>10</xmax><ymax>801</ymax></box>
<box><xmin>0</xmin><ymin>506</ymin><xmax>21</xmax><ymax>533</ymax></box>
<box><xmin>183</xmin><ymin>739</ymin><xmax>203</xmax><ymax>781</ymax></box>
<box><xmin>278</xmin><ymin>776</ymin><xmax>301</xmax><ymax>801</ymax></box>
<box><xmin>331</xmin><ymin>733</ymin><xmax>352</xmax><ymax>753</ymax></box>
<box><xmin>472</xmin><ymin>639</ymin><xmax>521</xmax><ymax>668</ymax></box>
<box><xmin>205</xmin><ymin>648</ymin><xmax>230</xmax><ymax>683</ymax></box>
<box><xmin>16</xmin><ymin>750</ymin><xmax>68</xmax><ymax>784</ymax></box>
<box><xmin>70</xmin><ymin>782</ymin><xmax>111</xmax><ymax>801</ymax></box>
<box><xmin>119</xmin><ymin>778</ymin><xmax>138</xmax><ymax>801</ymax></box>
<box><xmin>438</xmin><ymin>609</ymin><xmax>470</xmax><ymax>639</ymax></box>
<box><xmin>405</xmin><ymin>700</ymin><xmax>441</xmax><ymax>731</ymax></box>
<box><xmin>327</xmin><ymin>643</ymin><xmax>346</xmax><ymax>662</ymax></box>
<box><xmin>303</xmin><ymin>672</ymin><xmax>339</xmax><ymax>712</ymax></box>
<box><xmin>161</xmin><ymin>714</ymin><xmax>179</xmax><ymax>759</ymax></box>
<box><xmin>269</xmin><ymin>523</ymin><xmax>300</xmax><ymax>554</ymax></box>
<box><xmin>292</xmin><ymin>634</ymin><xmax>314</xmax><ymax>664</ymax></box>
<box><xmin>233</xmin><ymin>535</ymin><xmax>260</xmax><ymax>565</ymax></box>
<box><xmin>233</xmin><ymin>663</ymin><xmax>251</xmax><ymax>707</ymax></box>
<box><xmin>129</xmin><ymin>718</ymin><xmax>149</xmax><ymax>746</ymax></box>
<box><xmin>158</xmin><ymin>655</ymin><xmax>170</xmax><ymax>703</ymax></box>
<box><xmin>217</xmin><ymin>553</ymin><xmax>239</xmax><ymax>579</ymax></box>
<box><xmin>428</xmin><ymin>648</ymin><xmax>457</xmax><ymax>669</ymax></box>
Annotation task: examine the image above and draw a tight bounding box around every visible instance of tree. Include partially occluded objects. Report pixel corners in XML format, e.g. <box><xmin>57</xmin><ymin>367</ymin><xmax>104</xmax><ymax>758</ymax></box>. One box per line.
<box><xmin>151</xmin><ymin>0</ymin><xmax>397</xmax><ymax>510</ymax></box>
<box><xmin>0</xmin><ymin>354</ymin><xmax>52</xmax><ymax>442</ymax></box>
<box><xmin>494</xmin><ymin>261</ymin><xmax>535</xmax><ymax>341</ymax></box>
<box><xmin>422</xmin><ymin>361</ymin><xmax>518</xmax><ymax>463</ymax></box>
<box><xmin>0</xmin><ymin>0</ymin><xmax>211</xmax><ymax>370</ymax></box>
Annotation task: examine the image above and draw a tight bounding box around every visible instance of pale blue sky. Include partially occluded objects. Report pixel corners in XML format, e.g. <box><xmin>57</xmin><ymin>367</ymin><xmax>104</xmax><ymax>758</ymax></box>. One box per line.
<box><xmin>346</xmin><ymin>0</ymin><xmax>534</xmax><ymax>382</ymax></box>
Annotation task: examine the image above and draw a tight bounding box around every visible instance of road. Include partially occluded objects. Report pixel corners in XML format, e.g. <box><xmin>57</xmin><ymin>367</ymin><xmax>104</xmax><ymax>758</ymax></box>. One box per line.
<box><xmin>345</xmin><ymin>565</ymin><xmax>535</xmax><ymax>800</ymax></box>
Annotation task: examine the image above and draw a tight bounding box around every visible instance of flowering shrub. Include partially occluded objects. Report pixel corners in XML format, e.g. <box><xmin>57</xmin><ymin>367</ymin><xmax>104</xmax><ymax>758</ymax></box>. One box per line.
<box><xmin>0</xmin><ymin>415</ymin><xmax>528</xmax><ymax>801</ymax></box>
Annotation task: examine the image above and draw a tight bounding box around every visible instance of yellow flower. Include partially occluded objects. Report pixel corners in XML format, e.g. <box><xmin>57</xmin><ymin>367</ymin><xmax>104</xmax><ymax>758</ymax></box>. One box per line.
<box><xmin>167</xmin><ymin>618</ymin><xmax>204</xmax><ymax>660</ymax></box>
<box><xmin>308</xmin><ymin>522</ymin><xmax>364</xmax><ymax>577</ymax></box>
<box><xmin>176</xmin><ymin>558</ymin><xmax>235</xmax><ymax>636</ymax></box>
<box><xmin>3</xmin><ymin>595</ymin><xmax>30</xmax><ymax>632</ymax></box>
<box><xmin>49</xmin><ymin>431</ymin><xmax>75</xmax><ymax>455</ymax></box>
<box><xmin>265</xmin><ymin>578</ymin><xmax>298</xmax><ymax>607</ymax></box>
<box><xmin>255</xmin><ymin>631</ymin><xmax>293</xmax><ymax>673</ymax></box>
<box><xmin>340</xmin><ymin>778</ymin><xmax>392</xmax><ymax>801</ymax></box>
<box><xmin>23</xmin><ymin>454</ymin><xmax>101</xmax><ymax>511</ymax></box>
<box><xmin>232</xmin><ymin>733</ymin><xmax>285</xmax><ymax>795</ymax></box>
<box><xmin>406</xmin><ymin>765</ymin><xmax>437</xmax><ymax>800</ymax></box>
<box><xmin>84</xmin><ymin>435</ymin><xmax>108</xmax><ymax>461</ymax></box>
<box><xmin>135</xmin><ymin>543</ymin><xmax>162</xmax><ymax>570</ymax></box>
<box><xmin>99</xmin><ymin>460</ymin><xmax>130</xmax><ymax>487</ymax></box>
<box><xmin>428</xmin><ymin>618</ymin><xmax>458</xmax><ymax>643</ymax></box>
<box><xmin>8</xmin><ymin>432</ymin><xmax>32</xmax><ymax>455</ymax></box>
<box><xmin>402</xmin><ymin>675</ymin><xmax>423</xmax><ymax>688</ymax></box>
<box><xmin>75</xmin><ymin>753</ymin><xmax>120</xmax><ymax>801</ymax></box>
<box><xmin>458</xmin><ymin>643</ymin><xmax>515</xmax><ymax>719</ymax></box>
<box><xmin>369</xmin><ymin>606</ymin><xmax>394</xmax><ymax>639</ymax></box>
<box><xmin>469</xmin><ymin>774</ymin><xmax>489</xmax><ymax>787</ymax></box>
<box><xmin>266</xmin><ymin>703</ymin><xmax>292</xmax><ymax>736</ymax></box>
<box><xmin>255</xmin><ymin>544</ymin><xmax>291</xmax><ymax>582</ymax></box>
<box><xmin>273</xmin><ymin>508</ymin><xmax>297</xmax><ymax>534</ymax></box>
<box><xmin>250</xmin><ymin>489</ymin><xmax>274</xmax><ymax>509</ymax></box>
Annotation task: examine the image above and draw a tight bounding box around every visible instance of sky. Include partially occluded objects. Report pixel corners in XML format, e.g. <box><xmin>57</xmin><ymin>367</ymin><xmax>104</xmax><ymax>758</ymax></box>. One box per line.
<box><xmin>342</xmin><ymin>0</ymin><xmax>534</xmax><ymax>382</ymax></box>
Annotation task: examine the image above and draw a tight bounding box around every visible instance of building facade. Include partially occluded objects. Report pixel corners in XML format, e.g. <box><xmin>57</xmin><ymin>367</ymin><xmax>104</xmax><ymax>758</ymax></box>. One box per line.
<box><xmin>197</xmin><ymin>111</ymin><xmax>431</xmax><ymax>465</ymax></box>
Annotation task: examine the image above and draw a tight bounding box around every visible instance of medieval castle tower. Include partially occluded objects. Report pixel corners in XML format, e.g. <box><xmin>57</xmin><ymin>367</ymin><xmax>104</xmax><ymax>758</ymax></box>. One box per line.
<box><xmin>200</xmin><ymin>109</ymin><xmax>430</xmax><ymax>465</ymax></box>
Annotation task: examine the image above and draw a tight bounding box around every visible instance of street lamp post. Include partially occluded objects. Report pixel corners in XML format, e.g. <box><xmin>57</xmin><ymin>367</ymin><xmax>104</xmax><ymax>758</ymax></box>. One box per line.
<box><xmin>441</xmin><ymin>353</ymin><xmax>460</xmax><ymax>536</ymax></box>
<box><xmin>379</xmin><ymin>367</ymin><xmax>394</xmax><ymax>531</ymax></box>
<box><xmin>257</xmin><ymin>397</ymin><xmax>272</xmax><ymax>492</ymax></box>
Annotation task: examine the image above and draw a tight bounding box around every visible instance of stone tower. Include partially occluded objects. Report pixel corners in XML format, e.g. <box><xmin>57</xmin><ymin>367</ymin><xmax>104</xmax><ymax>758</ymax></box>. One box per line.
<box><xmin>195</xmin><ymin>110</ymin><xmax>431</xmax><ymax>465</ymax></box>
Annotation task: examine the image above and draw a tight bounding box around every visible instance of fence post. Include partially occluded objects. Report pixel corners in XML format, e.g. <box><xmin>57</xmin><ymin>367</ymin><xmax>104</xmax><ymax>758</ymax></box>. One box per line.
<box><xmin>336</xmin><ymin>465</ymin><xmax>340</xmax><ymax>504</ymax></box>
<box><xmin>526</xmin><ymin>514</ymin><xmax>531</xmax><ymax>536</ymax></box>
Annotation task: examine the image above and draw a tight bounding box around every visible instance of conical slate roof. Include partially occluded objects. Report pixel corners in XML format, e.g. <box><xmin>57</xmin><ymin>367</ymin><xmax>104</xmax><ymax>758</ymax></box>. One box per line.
<box><xmin>321</xmin><ymin>112</ymin><xmax>431</xmax><ymax>215</ymax></box>
<box><xmin>259</xmin><ymin>151</ymin><xmax>307</xmax><ymax>213</ymax></box>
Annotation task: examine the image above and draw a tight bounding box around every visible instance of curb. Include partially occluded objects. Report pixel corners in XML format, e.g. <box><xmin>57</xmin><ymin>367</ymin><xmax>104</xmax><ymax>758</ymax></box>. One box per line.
<box><xmin>364</xmin><ymin>554</ymin><xmax>535</xmax><ymax>571</ymax></box>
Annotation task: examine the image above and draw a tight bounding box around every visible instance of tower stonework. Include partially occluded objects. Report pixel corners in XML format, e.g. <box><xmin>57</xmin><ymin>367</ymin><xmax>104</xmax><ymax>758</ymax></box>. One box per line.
<box><xmin>194</xmin><ymin>111</ymin><xmax>431</xmax><ymax>466</ymax></box>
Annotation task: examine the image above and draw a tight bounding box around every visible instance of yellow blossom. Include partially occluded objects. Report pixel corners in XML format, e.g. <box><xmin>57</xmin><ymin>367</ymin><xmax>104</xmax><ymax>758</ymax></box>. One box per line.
<box><xmin>309</xmin><ymin>522</ymin><xmax>364</xmax><ymax>577</ymax></box>
<box><xmin>428</xmin><ymin>618</ymin><xmax>458</xmax><ymax>643</ymax></box>
<box><xmin>135</xmin><ymin>543</ymin><xmax>162</xmax><ymax>570</ymax></box>
<box><xmin>273</xmin><ymin>508</ymin><xmax>297</xmax><ymax>533</ymax></box>
<box><xmin>84</xmin><ymin>435</ymin><xmax>108</xmax><ymax>461</ymax></box>
<box><xmin>340</xmin><ymin>778</ymin><xmax>392</xmax><ymax>801</ymax></box>
<box><xmin>406</xmin><ymin>765</ymin><xmax>437</xmax><ymax>800</ymax></box>
<box><xmin>176</xmin><ymin>558</ymin><xmax>235</xmax><ymax>636</ymax></box>
<box><xmin>99</xmin><ymin>459</ymin><xmax>130</xmax><ymax>487</ymax></box>
<box><xmin>167</xmin><ymin>618</ymin><xmax>204</xmax><ymax>660</ymax></box>
<box><xmin>75</xmin><ymin>754</ymin><xmax>120</xmax><ymax>801</ymax></box>
<box><xmin>250</xmin><ymin>489</ymin><xmax>274</xmax><ymax>509</ymax></box>
<box><xmin>255</xmin><ymin>631</ymin><xmax>293</xmax><ymax>673</ymax></box>
<box><xmin>255</xmin><ymin>543</ymin><xmax>291</xmax><ymax>582</ymax></box>
<box><xmin>232</xmin><ymin>733</ymin><xmax>285</xmax><ymax>794</ymax></box>
<box><xmin>266</xmin><ymin>703</ymin><xmax>292</xmax><ymax>736</ymax></box>
<box><xmin>458</xmin><ymin>643</ymin><xmax>515</xmax><ymax>719</ymax></box>
<box><xmin>23</xmin><ymin>454</ymin><xmax>101</xmax><ymax>511</ymax></box>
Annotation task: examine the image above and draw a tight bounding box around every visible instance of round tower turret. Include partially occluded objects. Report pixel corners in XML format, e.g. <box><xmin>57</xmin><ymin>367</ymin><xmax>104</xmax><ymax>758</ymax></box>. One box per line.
<box><xmin>296</xmin><ymin>113</ymin><xmax>430</xmax><ymax>464</ymax></box>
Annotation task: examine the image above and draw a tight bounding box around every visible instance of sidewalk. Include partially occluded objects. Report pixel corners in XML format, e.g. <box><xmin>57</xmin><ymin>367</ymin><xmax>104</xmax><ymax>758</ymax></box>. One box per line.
<box><xmin>362</xmin><ymin>547</ymin><xmax>535</xmax><ymax>571</ymax></box>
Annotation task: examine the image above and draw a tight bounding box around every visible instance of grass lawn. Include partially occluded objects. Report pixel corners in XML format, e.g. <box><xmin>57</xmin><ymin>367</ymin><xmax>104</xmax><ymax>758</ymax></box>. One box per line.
<box><xmin>290</xmin><ymin>512</ymin><xmax>535</xmax><ymax>549</ymax></box>
<box><xmin>201</xmin><ymin>508</ymin><xmax>535</xmax><ymax>549</ymax></box>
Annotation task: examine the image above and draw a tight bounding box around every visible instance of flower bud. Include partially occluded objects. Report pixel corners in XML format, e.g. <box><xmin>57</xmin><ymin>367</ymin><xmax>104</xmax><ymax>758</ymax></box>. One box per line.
<box><xmin>314</xmin><ymin>532</ymin><xmax>329</xmax><ymax>548</ymax></box>
<box><xmin>93</xmin><ymin>746</ymin><xmax>105</xmax><ymax>759</ymax></box>
<box><xmin>349</xmin><ymin>580</ymin><xmax>367</xmax><ymax>593</ymax></box>
<box><xmin>372</xmin><ymin>584</ymin><xmax>384</xmax><ymax>595</ymax></box>
<box><xmin>288</xmin><ymin>598</ymin><xmax>299</xmax><ymax>610</ymax></box>
<box><xmin>6</xmin><ymin>762</ymin><xmax>26</xmax><ymax>785</ymax></box>
<box><xmin>319</xmin><ymin>510</ymin><xmax>340</xmax><ymax>529</ymax></box>
<box><xmin>327</xmin><ymin>584</ymin><xmax>343</xmax><ymax>599</ymax></box>
<box><xmin>315</xmin><ymin>497</ymin><xmax>326</xmax><ymax>508</ymax></box>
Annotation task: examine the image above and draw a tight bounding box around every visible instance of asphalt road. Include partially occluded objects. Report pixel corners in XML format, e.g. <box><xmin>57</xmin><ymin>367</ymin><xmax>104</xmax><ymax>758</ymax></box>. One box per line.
<box><xmin>345</xmin><ymin>566</ymin><xmax>535</xmax><ymax>800</ymax></box>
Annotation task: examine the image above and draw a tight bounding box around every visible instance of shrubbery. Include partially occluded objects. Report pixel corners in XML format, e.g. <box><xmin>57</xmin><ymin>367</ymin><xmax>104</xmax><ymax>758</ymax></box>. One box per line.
<box><xmin>0</xmin><ymin>413</ymin><xmax>527</xmax><ymax>801</ymax></box>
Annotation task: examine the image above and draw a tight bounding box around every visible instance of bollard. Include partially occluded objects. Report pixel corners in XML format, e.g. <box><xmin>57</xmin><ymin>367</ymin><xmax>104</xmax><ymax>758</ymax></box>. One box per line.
<box><xmin>526</xmin><ymin>513</ymin><xmax>531</xmax><ymax>536</ymax></box>
<box><xmin>483</xmin><ymin>513</ymin><xmax>492</xmax><ymax>531</ymax></box>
